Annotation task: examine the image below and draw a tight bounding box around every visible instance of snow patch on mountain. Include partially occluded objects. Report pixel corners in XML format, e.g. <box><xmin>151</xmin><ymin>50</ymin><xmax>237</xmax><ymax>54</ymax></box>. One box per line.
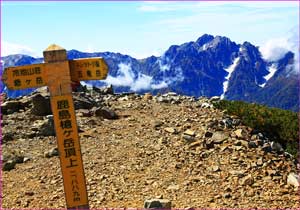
<box><xmin>201</xmin><ymin>43</ymin><xmax>208</xmax><ymax>51</ymax></box>
<box><xmin>259</xmin><ymin>64</ymin><xmax>277</xmax><ymax>88</ymax></box>
<box><xmin>239</xmin><ymin>46</ymin><xmax>246</xmax><ymax>53</ymax></box>
<box><xmin>264</xmin><ymin>64</ymin><xmax>277</xmax><ymax>81</ymax></box>
<box><xmin>153</xmin><ymin>66</ymin><xmax>184</xmax><ymax>89</ymax></box>
<box><xmin>157</xmin><ymin>55</ymin><xmax>171</xmax><ymax>72</ymax></box>
<box><xmin>221</xmin><ymin>57</ymin><xmax>240</xmax><ymax>99</ymax></box>
<box><xmin>239</xmin><ymin>46</ymin><xmax>251</xmax><ymax>62</ymax></box>
<box><xmin>158</xmin><ymin>60</ymin><xmax>170</xmax><ymax>72</ymax></box>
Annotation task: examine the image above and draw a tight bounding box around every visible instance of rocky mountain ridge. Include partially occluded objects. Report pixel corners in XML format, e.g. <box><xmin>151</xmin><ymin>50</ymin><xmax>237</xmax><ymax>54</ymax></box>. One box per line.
<box><xmin>2</xmin><ymin>87</ymin><xmax>299</xmax><ymax>208</ymax></box>
<box><xmin>1</xmin><ymin>34</ymin><xmax>298</xmax><ymax>111</ymax></box>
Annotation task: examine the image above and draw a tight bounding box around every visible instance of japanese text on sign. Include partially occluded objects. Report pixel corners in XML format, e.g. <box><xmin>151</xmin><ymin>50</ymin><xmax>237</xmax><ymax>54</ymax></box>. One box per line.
<box><xmin>69</xmin><ymin>58</ymin><xmax>108</xmax><ymax>81</ymax></box>
<box><xmin>51</xmin><ymin>95</ymin><xmax>88</xmax><ymax>207</ymax></box>
<box><xmin>3</xmin><ymin>64</ymin><xmax>47</xmax><ymax>89</ymax></box>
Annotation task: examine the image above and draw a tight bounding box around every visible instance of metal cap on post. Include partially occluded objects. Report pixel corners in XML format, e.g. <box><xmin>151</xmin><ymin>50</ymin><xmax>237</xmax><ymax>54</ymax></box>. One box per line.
<box><xmin>43</xmin><ymin>44</ymin><xmax>68</xmax><ymax>63</ymax></box>
<box><xmin>43</xmin><ymin>44</ymin><xmax>72</xmax><ymax>96</ymax></box>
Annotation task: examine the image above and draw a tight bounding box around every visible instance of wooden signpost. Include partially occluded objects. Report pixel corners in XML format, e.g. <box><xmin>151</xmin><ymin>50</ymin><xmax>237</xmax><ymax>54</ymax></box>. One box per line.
<box><xmin>2</xmin><ymin>44</ymin><xmax>109</xmax><ymax>209</ymax></box>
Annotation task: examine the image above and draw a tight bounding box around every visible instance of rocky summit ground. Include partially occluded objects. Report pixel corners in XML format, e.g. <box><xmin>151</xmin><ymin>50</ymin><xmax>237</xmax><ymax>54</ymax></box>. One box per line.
<box><xmin>1</xmin><ymin>87</ymin><xmax>299</xmax><ymax>209</ymax></box>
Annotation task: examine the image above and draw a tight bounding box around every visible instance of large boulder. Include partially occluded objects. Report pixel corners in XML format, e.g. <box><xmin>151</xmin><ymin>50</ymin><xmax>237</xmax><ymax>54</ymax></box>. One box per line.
<box><xmin>31</xmin><ymin>94</ymin><xmax>51</xmax><ymax>116</ymax></box>
<box><xmin>234</xmin><ymin>129</ymin><xmax>247</xmax><ymax>139</ymax></box>
<box><xmin>144</xmin><ymin>199</ymin><xmax>171</xmax><ymax>209</ymax></box>
<box><xmin>97</xmin><ymin>85</ymin><xmax>114</xmax><ymax>95</ymax></box>
<box><xmin>211</xmin><ymin>131</ymin><xmax>228</xmax><ymax>144</ymax></box>
<box><xmin>1</xmin><ymin>100</ymin><xmax>23</xmax><ymax>114</ymax></box>
<box><xmin>270</xmin><ymin>141</ymin><xmax>284</xmax><ymax>153</ymax></box>
<box><xmin>2</xmin><ymin>132</ymin><xmax>15</xmax><ymax>143</ymax></box>
<box><xmin>287</xmin><ymin>172</ymin><xmax>299</xmax><ymax>188</ymax></box>
<box><xmin>44</xmin><ymin>147</ymin><xmax>59</xmax><ymax>158</ymax></box>
<box><xmin>38</xmin><ymin>115</ymin><xmax>56</xmax><ymax>136</ymax></box>
<box><xmin>2</xmin><ymin>153</ymin><xmax>25</xmax><ymax>171</ymax></box>
<box><xmin>73</xmin><ymin>96</ymin><xmax>95</xmax><ymax>110</ymax></box>
<box><xmin>94</xmin><ymin>107</ymin><xmax>118</xmax><ymax>119</ymax></box>
<box><xmin>3</xmin><ymin>160</ymin><xmax>16</xmax><ymax>171</ymax></box>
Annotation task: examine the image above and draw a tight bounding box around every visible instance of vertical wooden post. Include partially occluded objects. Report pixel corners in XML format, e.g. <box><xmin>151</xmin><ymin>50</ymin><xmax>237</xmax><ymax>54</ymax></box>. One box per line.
<box><xmin>43</xmin><ymin>44</ymin><xmax>89</xmax><ymax>209</ymax></box>
<box><xmin>3</xmin><ymin>44</ymin><xmax>109</xmax><ymax>209</ymax></box>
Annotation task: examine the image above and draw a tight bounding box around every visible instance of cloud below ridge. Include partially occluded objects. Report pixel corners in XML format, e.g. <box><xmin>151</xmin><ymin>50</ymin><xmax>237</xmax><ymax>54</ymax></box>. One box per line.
<box><xmin>259</xmin><ymin>38</ymin><xmax>292</xmax><ymax>62</ymax></box>
<box><xmin>102</xmin><ymin>62</ymin><xmax>185</xmax><ymax>92</ymax></box>
<box><xmin>2</xmin><ymin>41</ymin><xmax>40</xmax><ymax>57</ymax></box>
<box><xmin>259</xmin><ymin>26</ymin><xmax>299</xmax><ymax>75</ymax></box>
<box><xmin>103</xmin><ymin>63</ymin><xmax>169</xmax><ymax>92</ymax></box>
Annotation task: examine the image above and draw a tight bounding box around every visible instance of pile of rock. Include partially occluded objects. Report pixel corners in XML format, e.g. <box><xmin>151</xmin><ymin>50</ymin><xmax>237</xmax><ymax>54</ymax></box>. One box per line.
<box><xmin>1</xmin><ymin>88</ymin><xmax>299</xmax><ymax>208</ymax></box>
<box><xmin>155</xmin><ymin>92</ymin><xmax>196</xmax><ymax>104</ymax></box>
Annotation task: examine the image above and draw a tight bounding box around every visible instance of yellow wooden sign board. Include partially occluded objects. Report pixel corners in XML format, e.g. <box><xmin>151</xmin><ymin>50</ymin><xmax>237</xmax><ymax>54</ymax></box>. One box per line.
<box><xmin>2</xmin><ymin>63</ymin><xmax>47</xmax><ymax>90</ymax></box>
<box><xmin>1</xmin><ymin>44</ymin><xmax>110</xmax><ymax>209</ymax></box>
<box><xmin>51</xmin><ymin>94</ymin><xmax>88</xmax><ymax>208</ymax></box>
<box><xmin>2</xmin><ymin>58</ymin><xmax>108</xmax><ymax>90</ymax></box>
<box><xmin>69</xmin><ymin>57</ymin><xmax>108</xmax><ymax>81</ymax></box>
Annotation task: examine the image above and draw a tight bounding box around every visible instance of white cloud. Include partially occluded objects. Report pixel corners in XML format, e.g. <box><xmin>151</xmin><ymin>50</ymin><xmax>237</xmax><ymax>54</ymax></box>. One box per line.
<box><xmin>103</xmin><ymin>62</ymin><xmax>185</xmax><ymax>92</ymax></box>
<box><xmin>105</xmin><ymin>63</ymin><xmax>135</xmax><ymax>87</ymax></box>
<box><xmin>259</xmin><ymin>38</ymin><xmax>292</xmax><ymax>62</ymax></box>
<box><xmin>84</xmin><ymin>44</ymin><xmax>96</xmax><ymax>53</ymax></box>
<box><xmin>157</xmin><ymin>55</ymin><xmax>171</xmax><ymax>72</ymax></box>
<box><xmin>138</xmin><ymin>1</ymin><xmax>298</xmax><ymax>13</ymax></box>
<box><xmin>159</xmin><ymin>61</ymin><xmax>170</xmax><ymax>72</ymax></box>
<box><xmin>2</xmin><ymin>2</ymin><xmax>57</xmax><ymax>7</ymax></box>
<box><xmin>259</xmin><ymin>25</ymin><xmax>299</xmax><ymax>75</ymax></box>
<box><xmin>288</xmin><ymin>26</ymin><xmax>300</xmax><ymax>75</ymax></box>
<box><xmin>138</xmin><ymin>2</ymin><xmax>189</xmax><ymax>12</ymax></box>
<box><xmin>159</xmin><ymin>66</ymin><xmax>185</xmax><ymax>84</ymax></box>
<box><xmin>131</xmin><ymin>73</ymin><xmax>152</xmax><ymax>91</ymax></box>
<box><xmin>131</xmin><ymin>48</ymin><xmax>163</xmax><ymax>59</ymax></box>
<box><xmin>230</xmin><ymin>2</ymin><xmax>298</xmax><ymax>9</ymax></box>
<box><xmin>139</xmin><ymin>5</ymin><xmax>172</xmax><ymax>12</ymax></box>
<box><xmin>151</xmin><ymin>81</ymin><xmax>168</xmax><ymax>89</ymax></box>
<box><xmin>171</xmin><ymin>67</ymin><xmax>184</xmax><ymax>83</ymax></box>
<box><xmin>138</xmin><ymin>1</ymin><xmax>297</xmax><ymax>49</ymax></box>
<box><xmin>104</xmin><ymin>63</ymin><xmax>168</xmax><ymax>91</ymax></box>
<box><xmin>2</xmin><ymin>41</ymin><xmax>40</xmax><ymax>57</ymax></box>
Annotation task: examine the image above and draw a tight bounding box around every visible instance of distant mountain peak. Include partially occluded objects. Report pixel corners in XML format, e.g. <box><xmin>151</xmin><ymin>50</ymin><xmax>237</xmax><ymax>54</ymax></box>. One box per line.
<box><xmin>1</xmin><ymin>34</ymin><xmax>298</xmax><ymax>111</ymax></box>
<box><xmin>196</xmin><ymin>34</ymin><xmax>214</xmax><ymax>46</ymax></box>
<box><xmin>239</xmin><ymin>41</ymin><xmax>263</xmax><ymax>62</ymax></box>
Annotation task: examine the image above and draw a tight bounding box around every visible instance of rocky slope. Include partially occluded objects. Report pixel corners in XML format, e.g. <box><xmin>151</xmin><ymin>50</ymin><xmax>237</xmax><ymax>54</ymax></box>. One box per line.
<box><xmin>1</xmin><ymin>87</ymin><xmax>299</xmax><ymax>208</ymax></box>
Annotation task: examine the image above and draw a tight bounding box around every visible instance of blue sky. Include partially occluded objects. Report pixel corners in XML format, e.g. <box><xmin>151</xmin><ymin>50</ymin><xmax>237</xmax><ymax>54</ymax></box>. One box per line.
<box><xmin>2</xmin><ymin>1</ymin><xmax>299</xmax><ymax>59</ymax></box>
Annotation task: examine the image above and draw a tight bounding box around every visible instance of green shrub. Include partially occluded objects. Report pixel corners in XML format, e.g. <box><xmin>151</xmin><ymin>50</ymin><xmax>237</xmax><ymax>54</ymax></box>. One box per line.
<box><xmin>214</xmin><ymin>100</ymin><xmax>299</xmax><ymax>157</ymax></box>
